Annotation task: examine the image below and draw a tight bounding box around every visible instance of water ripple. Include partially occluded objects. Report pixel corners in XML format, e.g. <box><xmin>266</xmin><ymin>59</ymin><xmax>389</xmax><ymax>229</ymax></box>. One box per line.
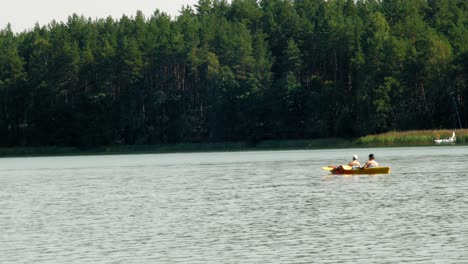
<box><xmin>1</xmin><ymin>147</ymin><xmax>468</xmax><ymax>263</ymax></box>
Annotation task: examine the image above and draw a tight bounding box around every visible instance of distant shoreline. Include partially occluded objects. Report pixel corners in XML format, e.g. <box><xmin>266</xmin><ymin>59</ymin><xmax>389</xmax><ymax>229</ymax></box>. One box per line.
<box><xmin>0</xmin><ymin>129</ymin><xmax>465</xmax><ymax>158</ymax></box>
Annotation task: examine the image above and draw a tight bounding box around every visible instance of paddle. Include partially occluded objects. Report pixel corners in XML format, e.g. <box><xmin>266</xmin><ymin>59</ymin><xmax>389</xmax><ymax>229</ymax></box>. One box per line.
<box><xmin>322</xmin><ymin>165</ymin><xmax>353</xmax><ymax>171</ymax></box>
<box><xmin>341</xmin><ymin>165</ymin><xmax>352</xmax><ymax>170</ymax></box>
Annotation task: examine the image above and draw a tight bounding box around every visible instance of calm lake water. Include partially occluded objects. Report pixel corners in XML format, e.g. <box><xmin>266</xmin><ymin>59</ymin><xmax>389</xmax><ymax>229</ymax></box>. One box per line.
<box><xmin>1</xmin><ymin>146</ymin><xmax>468</xmax><ymax>263</ymax></box>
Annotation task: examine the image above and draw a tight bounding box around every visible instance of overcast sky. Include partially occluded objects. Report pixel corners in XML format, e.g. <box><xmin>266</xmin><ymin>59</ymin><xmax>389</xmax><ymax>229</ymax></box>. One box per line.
<box><xmin>0</xmin><ymin>0</ymin><xmax>201</xmax><ymax>32</ymax></box>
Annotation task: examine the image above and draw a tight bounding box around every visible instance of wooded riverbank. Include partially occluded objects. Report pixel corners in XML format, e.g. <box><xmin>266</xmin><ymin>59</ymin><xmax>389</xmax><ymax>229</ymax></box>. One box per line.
<box><xmin>0</xmin><ymin>129</ymin><xmax>465</xmax><ymax>157</ymax></box>
<box><xmin>1</xmin><ymin>1</ymin><xmax>467</xmax><ymax>149</ymax></box>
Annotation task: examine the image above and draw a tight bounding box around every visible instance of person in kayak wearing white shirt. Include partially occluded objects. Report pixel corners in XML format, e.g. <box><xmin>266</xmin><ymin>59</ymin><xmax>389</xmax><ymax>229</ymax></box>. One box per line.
<box><xmin>363</xmin><ymin>153</ymin><xmax>379</xmax><ymax>168</ymax></box>
<box><xmin>349</xmin><ymin>155</ymin><xmax>360</xmax><ymax>168</ymax></box>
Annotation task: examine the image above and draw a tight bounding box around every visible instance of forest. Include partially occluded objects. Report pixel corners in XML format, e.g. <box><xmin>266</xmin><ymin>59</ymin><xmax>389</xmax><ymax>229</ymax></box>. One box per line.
<box><xmin>0</xmin><ymin>0</ymin><xmax>467</xmax><ymax>148</ymax></box>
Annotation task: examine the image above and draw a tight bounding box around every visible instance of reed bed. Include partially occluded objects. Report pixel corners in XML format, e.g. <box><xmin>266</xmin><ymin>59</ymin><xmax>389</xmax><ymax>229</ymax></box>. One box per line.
<box><xmin>356</xmin><ymin>129</ymin><xmax>468</xmax><ymax>145</ymax></box>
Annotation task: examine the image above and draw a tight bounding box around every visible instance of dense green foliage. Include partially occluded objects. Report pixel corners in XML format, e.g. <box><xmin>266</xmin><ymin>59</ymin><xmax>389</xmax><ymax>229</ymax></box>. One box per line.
<box><xmin>0</xmin><ymin>0</ymin><xmax>467</xmax><ymax>148</ymax></box>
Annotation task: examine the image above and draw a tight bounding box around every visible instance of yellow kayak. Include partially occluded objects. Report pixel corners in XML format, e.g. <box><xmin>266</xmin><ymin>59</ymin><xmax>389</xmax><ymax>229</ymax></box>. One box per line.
<box><xmin>322</xmin><ymin>166</ymin><xmax>391</xmax><ymax>175</ymax></box>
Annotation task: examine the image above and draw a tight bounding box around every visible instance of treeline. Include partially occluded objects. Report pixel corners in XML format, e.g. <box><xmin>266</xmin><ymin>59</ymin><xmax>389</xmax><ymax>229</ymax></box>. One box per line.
<box><xmin>0</xmin><ymin>0</ymin><xmax>467</xmax><ymax>148</ymax></box>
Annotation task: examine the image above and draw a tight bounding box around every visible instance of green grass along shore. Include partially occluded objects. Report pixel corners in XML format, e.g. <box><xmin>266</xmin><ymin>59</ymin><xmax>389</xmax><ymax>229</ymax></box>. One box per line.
<box><xmin>0</xmin><ymin>129</ymin><xmax>466</xmax><ymax>158</ymax></box>
<box><xmin>356</xmin><ymin>129</ymin><xmax>467</xmax><ymax>146</ymax></box>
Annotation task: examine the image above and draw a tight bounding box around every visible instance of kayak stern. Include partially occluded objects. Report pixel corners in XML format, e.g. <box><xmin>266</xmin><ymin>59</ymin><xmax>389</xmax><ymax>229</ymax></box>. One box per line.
<box><xmin>343</xmin><ymin>167</ymin><xmax>391</xmax><ymax>175</ymax></box>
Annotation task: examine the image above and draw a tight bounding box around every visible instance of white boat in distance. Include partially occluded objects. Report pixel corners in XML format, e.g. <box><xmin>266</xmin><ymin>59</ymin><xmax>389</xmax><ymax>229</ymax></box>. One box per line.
<box><xmin>435</xmin><ymin>131</ymin><xmax>456</xmax><ymax>144</ymax></box>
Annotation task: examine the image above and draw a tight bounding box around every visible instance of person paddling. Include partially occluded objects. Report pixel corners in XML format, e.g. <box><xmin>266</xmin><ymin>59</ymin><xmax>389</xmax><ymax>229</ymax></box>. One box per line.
<box><xmin>349</xmin><ymin>155</ymin><xmax>360</xmax><ymax>168</ymax></box>
<box><xmin>330</xmin><ymin>155</ymin><xmax>360</xmax><ymax>173</ymax></box>
<box><xmin>363</xmin><ymin>153</ymin><xmax>379</xmax><ymax>168</ymax></box>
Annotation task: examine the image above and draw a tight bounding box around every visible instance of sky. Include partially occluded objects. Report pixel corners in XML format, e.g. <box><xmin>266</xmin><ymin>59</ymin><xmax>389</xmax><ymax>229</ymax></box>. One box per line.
<box><xmin>0</xmin><ymin>0</ymin><xmax>200</xmax><ymax>32</ymax></box>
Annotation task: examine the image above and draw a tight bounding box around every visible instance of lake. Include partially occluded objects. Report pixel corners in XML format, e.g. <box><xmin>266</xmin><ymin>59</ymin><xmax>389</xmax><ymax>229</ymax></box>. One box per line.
<box><xmin>1</xmin><ymin>146</ymin><xmax>467</xmax><ymax>263</ymax></box>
